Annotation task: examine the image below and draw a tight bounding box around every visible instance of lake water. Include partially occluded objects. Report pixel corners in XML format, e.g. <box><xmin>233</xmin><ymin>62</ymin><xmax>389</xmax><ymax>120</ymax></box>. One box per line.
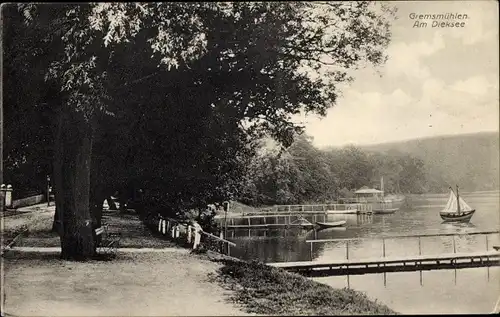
<box><xmin>223</xmin><ymin>191</ymin><xmax>500</xmax><ymax>314</ymax></box>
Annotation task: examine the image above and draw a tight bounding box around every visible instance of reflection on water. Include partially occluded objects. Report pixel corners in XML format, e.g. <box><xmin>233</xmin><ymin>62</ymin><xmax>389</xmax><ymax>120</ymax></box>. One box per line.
<box><xmin>221</xmin><ymin>191</ymin><xmax>500</xmax><ymax>314</ymax></box>
<box><xmin>224</xmin><ymin>191</ymin><xmax>500</xmax><ymax>262</ymax></box>
<box><xmin>316</xmin><ymin>267</ymin><xmax>500</xmax><ymax>315</ymax></box>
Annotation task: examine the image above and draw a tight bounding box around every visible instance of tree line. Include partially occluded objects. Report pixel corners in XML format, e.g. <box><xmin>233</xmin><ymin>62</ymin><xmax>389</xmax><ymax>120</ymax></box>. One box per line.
<box><xmin>3</xmin><ymin>3</ymin><xmax>396</xmax><ymax>259</ymax></box>
<box><xmin>238</xmin><ymin>134</ymin><xmax>429</xmax><ymax>206</ymax></box>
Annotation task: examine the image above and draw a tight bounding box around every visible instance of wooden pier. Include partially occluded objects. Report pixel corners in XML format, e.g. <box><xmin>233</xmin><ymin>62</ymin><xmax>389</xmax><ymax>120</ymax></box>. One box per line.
<box><xmin>273</xmin><ymin>203</ymin><xmax>372</xmax><ymax>214</ymax></box>
<box><xmin>221</xmin><ymin>211</ymin><xmax>373</xmax><ymax>230</ymax></box>
<box><xmin>226</xmin><ymin>223</ymin><xmax>314</xmax><ymax>229</ymax></box>
<box><xmin>267</xmin><ymin>250</ymin><xmax>500</xmax><ymax>276</ymax></box>
<box><xmin>266</xmin><ymin>230</ymin><xmax>500</xmax><ymax>276</ymax></box>
<box><xmin>224</xmin><ymin>214</ymin><xmax>316</xmax><ymax>229</ymax></box>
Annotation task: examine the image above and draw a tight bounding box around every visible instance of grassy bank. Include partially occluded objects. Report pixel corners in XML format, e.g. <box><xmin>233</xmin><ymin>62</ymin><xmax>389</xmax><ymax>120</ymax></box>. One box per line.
<box><xmin>205</xmin><ymin>253</ymin><xmax>397</xmax><ymax>315</ymax></box>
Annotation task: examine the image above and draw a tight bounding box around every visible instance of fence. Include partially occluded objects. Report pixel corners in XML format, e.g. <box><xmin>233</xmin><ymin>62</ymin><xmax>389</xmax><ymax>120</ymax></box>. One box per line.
<box><xmin>12</xmin><ymin>194</ymin><xmax>45</xmax><ymax>209</ymax></box>
<box><xmin>274</xmin><ymin>203</ymin><xmax>371</xmax><ymax>213</ymax></box>
<box><xmin>305</xmin><ymin>230</ymin><xmax>500</xmax><ymax>261</ymax></box>
<box><xmin>154</xmin><ymin>215</ymin><xmax>236</xmax><ymax>256</ymax></box>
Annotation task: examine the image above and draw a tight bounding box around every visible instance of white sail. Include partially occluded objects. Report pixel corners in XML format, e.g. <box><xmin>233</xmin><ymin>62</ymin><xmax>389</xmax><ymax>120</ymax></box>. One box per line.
<box><xmin>441</xmin><ymin>189</ymin><xmax>473</xmax><ymax>214</ymax></box>
<box><xmin>458</xmin><ymin>196</ymin><xmax>473</xmax><ymax>212</ymax></box>
<box><xmin>441</xmin><ymin>190</ymin><xmax>458</xmax><ymax>213</ymax></box>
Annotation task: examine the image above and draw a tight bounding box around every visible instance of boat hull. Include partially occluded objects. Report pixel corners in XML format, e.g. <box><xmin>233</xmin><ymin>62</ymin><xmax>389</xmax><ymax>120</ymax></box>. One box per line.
<box><xmin>315</xmin><ymin>220</ymin><xmax>347</xmax><ymax>229</ymax></box>
<box><xmin>372</xmin><ymin>208</ymin><xmax>398</xmax><ymax>214</ymax></box>
<box><xmin>325</xmin><ymin>209</ymin><xmax>358</xmax><ymax>215</ymax></box>
<box><xmin>440</xmin><ymin>209</ymin><xmax>475</xmax><ymax>222</ymax></box>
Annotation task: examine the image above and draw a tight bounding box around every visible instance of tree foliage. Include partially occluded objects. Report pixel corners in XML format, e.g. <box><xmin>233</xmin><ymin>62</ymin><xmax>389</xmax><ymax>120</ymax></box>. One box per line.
<box><xmin>239</xmin><ymin>135</ymin><xmax>430</xmax><ymax>206</ymax></box>
<box><xmin>4</xmin><ymin>2</ymin><xmax>396</xmax><ymax>259</ymax></box>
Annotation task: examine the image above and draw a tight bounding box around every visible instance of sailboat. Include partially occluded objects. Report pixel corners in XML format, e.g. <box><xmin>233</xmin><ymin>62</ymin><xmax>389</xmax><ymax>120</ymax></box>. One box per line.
<box><xmin>440</xmin><ymin>185</ymin><xmax>475</xmax><ymax>222</ymax></box>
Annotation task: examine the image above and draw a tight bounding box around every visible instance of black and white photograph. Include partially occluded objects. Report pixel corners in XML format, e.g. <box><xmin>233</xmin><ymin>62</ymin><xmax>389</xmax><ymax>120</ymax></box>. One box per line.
<box><xmin>1</xmin><ymin>1</ymin><xmax>499</xmax><ymax>316</ymax></box>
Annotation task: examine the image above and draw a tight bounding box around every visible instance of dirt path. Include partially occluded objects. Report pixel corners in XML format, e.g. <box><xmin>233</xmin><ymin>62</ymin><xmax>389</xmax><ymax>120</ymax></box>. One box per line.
<box><xmin>2</xmin><ymin>203</ymin><xmax>254</xmax><ymax>316</ymax></box>
<box><xmin>3</xmin><ymin>251</ymin><xmax>254</xmax><ymax>316</ymax></box>
<box><xmin>7</xmin><ymin>247</ymin><xmax>189</xmax><ymax>253</ymax></box>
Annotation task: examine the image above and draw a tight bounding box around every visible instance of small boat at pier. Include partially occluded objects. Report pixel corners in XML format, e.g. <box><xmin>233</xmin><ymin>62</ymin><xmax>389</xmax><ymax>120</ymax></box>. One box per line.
<box><xmin>373</xmin><ymin>206</ymin><xmax>399</xmax><ymax>214</ymax></box>
<box><xmin>290</xmin><ymin>216</ymin><xmax>315</xmax><ymax>229</ymax></box>
<box><xmin>325</xmin><ymin>208</ymin><xmax>357</xmax><ymax>215</ymax></box>
<box><xmin>440</xmin><ymin>185</ymin><xmax>475</xmax><ymax>223</ymax></box>
<box><xmin>315</xmin><ymin>220</ymin><xmax>347</xmax><ymax>229</ymax></box>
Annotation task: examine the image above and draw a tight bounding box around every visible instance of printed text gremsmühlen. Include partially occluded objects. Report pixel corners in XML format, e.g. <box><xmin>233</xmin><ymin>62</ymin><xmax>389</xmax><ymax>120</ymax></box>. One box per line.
<box><xmin>409</xmin><ymin>13</ymin><xmax>468</xmax><ymax>20</ymax></box>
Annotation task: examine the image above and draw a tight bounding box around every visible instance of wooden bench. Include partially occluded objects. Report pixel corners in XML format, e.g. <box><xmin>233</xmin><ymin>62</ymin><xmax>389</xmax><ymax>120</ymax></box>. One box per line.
<box><xmin>95</xmin><ymin>224</ymin><xmax>122</xmax><ymax>256</ymax></box>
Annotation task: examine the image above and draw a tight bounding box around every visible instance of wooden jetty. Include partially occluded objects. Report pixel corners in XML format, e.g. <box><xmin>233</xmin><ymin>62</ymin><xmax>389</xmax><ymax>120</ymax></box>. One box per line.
<box><xmin>223</xmin><ymin>214</ymin><xmax>334</xmax><ymax>229</ymax></box>
<box><xmin>266</xmin><ymin>230</ymin><xmax>500</xmax><ymax>276</ymax></box>
<box><xmin>221</xmin><ymin>211</ymin><xmax>373</xmax><ymax>230</ymax></box>
<box><xmin>273</xmin><ymin>203</ymin><xmax>372</xmax><ymax>214</ymax></box>
<box><xmin>224</xmin><ymin>215</ymin><xmax>316</xmax><ymax>229</ymax></box>
<box><xmin>225</xmin><ymin>223</ymin><xmax>315</xmax><ymax>229</ymax></box>
<box><xmin>267</xmin><ymin>250</ymin><xmax>500</xmax><ymax>277</ymax></box>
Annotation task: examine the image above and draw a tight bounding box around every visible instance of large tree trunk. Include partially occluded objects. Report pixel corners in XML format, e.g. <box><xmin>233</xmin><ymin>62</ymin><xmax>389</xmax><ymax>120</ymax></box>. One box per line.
<box><xmin>54</xmin><ymin>106</ymin><xmax>95</xmax><ymax>260</ymax></box>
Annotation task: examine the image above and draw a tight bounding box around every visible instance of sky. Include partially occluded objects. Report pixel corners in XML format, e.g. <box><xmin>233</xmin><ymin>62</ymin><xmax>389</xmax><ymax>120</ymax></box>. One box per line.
<box><xmin>300</xmin><ymin>1</ymin><xmax>499</xmax><ymax>148</ymax></box>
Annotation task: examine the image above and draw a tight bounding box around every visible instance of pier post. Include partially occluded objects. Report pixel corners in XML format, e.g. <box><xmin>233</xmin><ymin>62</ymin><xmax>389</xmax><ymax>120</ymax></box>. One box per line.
<box><xmin>418</xmin><ymin>237</ymin><xmax>422</xmax><ymax>255</ymax></box>
<box><xmin>382</xmin><ymin>238</ymin><xmax>386</xmax><ymax>257</ymax></box>
<box><xmin>452</xmin><ymin>236</ymin><xmax>456</xmax><ymax>253</ymax></box>
<box><xmin>310</xmin><ymin>242</ymin><xmax>313</xmax><ymax>261</ymax></box>
<box><xmin>346</xmin><ymin>241</ymin><xmax>349</xmax><ymax>260</ymax></box>
<box><xmin>486</xmin><ymin>235</ymin><xmax>489</xmax><ymax>251</ymax></box>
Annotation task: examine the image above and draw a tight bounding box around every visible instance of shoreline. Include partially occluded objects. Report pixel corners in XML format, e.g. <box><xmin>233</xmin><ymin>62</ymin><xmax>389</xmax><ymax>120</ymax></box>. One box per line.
<box><xmin>199</xmin><ymin>250</ymin><xmax>398</xmax><ymax>315</ymax></box>
<box><xmin>3</xmin><ymin>203</ymin><xmax>397</xmax><ymax>316</ymax></box>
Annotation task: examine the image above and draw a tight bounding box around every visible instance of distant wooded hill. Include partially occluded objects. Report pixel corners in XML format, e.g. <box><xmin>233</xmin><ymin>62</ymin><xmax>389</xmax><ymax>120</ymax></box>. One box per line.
<box><xmin>360</xmin><ymin>131</ymin><xmax>499</xmax><ymax>193</ymax></box>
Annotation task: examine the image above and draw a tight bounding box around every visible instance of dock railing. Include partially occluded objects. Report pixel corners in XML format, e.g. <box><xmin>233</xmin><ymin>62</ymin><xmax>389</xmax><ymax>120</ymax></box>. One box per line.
<box><xmin>199</xmin><ymin>230</ymin><xmax>236</xmax><ymax>256</ymax></box>
<box><xmin>305</xmin><ymin>230</ymin><xmax>500</xmax><ymax>261</ymax></box>
<box><xmin>273</xmin><ymin>203</ymin><xmax>371</xmax><ymax>213</ymax></box>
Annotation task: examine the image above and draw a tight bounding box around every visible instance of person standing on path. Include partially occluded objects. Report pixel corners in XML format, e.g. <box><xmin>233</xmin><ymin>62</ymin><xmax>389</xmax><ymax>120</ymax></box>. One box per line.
<box><xmin>192</xmin><ymin>221</ymin><xmax>202</xmax><ymax>249</ymax></box>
